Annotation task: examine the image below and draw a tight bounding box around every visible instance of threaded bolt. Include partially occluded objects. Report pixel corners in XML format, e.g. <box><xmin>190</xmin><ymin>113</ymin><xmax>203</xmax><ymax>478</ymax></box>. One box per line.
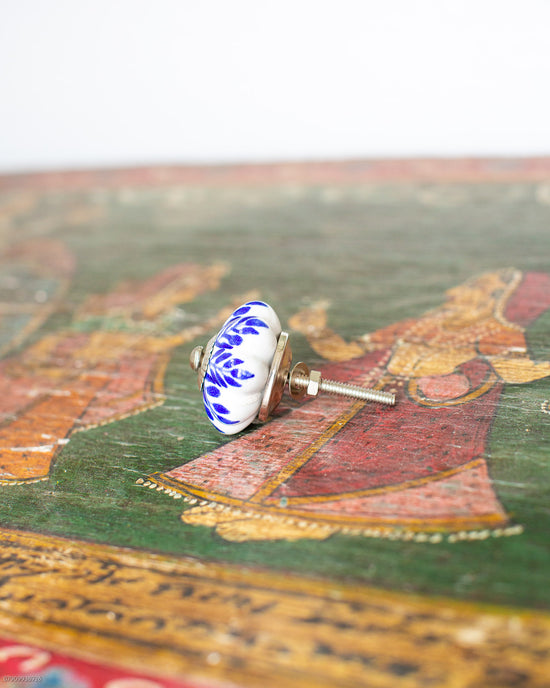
<box><xmin>289</xmin><ymin>362</ymin><xmax>395</xmax><ymax>406</ymax></box>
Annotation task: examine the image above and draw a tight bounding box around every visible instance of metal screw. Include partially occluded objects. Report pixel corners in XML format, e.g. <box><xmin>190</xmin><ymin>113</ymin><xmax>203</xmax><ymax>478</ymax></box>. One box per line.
<box><xmin>288</xmin><ymin>360</ymin><xmax>395</xmax><ymax>405</ymax></box>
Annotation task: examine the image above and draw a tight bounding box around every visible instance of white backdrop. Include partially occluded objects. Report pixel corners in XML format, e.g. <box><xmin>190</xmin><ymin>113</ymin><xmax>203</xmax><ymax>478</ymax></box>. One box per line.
<box><xmin>1</xmin><ymin>0</ymin><xmax>549</xmax><ymax>172</ymax></box>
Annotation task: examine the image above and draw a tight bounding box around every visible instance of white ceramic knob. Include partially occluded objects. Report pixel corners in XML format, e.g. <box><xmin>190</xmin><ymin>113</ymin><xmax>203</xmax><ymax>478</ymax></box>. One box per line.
<box><xmin>190</xmin><ymin>301</ymin><xmax>395</xmax><ymax>435</ymax></box>
<box><xmin>198</xmin><ymin>301</ymin><xmax>281</xmax><ymax>434</ymax></box>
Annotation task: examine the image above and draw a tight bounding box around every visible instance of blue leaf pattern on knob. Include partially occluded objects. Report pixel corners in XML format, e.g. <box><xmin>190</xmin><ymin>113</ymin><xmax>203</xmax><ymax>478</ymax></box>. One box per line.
<box><xmin>203</xmin><ymin>302</ymin><xmax>269</xmax><ymax>427</ymax></box>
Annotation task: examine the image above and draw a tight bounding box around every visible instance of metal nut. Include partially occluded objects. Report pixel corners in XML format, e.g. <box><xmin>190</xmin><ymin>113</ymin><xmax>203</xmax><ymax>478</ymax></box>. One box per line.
<box><xmin>307</xmin><ymin>370</ymin><xmax>321</xmax><ymax>396</ymax></box>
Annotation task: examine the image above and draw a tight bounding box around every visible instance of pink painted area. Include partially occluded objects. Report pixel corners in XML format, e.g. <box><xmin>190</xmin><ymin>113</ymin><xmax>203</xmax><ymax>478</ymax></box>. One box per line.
<box><xmin>165</xmin><ymin>395</ymin><xmax>352</xmax><ymax>500</ymax></box>
<box><xmin>0</xmin><ymin>340</ymin><xmax>163</xmax><ymax>431</ymax></box>
<box><xmin>0</xmin><ymin>332</ymin><xmax>100</xmax><ymax>427</ymax></box>
<box><xmin>417</xmin><ymin>373</ymin><xmax>470</xmax><ymax>401</ymax></box>
<box><xmin>79</xmin><ymin>354</ymin><xmax>163</xmax><ymax>427</ymax></box>
<box><xmin>504</xmin><ymin>272</ymin><xmax>550</xmax><ymax>328</ymax></box>
<box><xmin>0</xmin><ymin>637</ymin><xmax>205</xmax><ymax>688</ymax></box>
<box><xmin>271</xmin><ymin>359</ymin><xmax>502</xmax><ymax>499</ymax></box>
<box><xmin>286</xmin><ymin>460</ymin><xmax>507</xmax><ymax>524</ymax></box>
<box><xmin>0</xmin><ymin>364</ymin><xmax>42</xmax><ymax>422</ymax></box>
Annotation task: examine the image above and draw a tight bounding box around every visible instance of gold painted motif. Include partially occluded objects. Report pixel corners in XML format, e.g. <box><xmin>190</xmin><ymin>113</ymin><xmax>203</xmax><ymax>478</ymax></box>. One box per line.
<box><xmin>291</xmin><ymin>269</ymin><xmax>550</xmax><ymax>392</ymax></box>
<box><xmin>0</xmin><ymin>527</ymin><xmax>549</xmax><ymax>688</ymax></box>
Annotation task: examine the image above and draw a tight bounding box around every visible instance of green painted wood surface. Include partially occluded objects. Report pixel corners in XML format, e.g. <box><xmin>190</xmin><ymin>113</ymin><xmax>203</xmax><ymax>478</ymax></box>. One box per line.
<box><xmin>1</xmin><ymin>167</ymin><xmax>549</xmax><ymax>612</ymax></box>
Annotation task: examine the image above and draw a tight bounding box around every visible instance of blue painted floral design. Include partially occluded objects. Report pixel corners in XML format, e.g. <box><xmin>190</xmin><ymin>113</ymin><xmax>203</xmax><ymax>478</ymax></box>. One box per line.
<box><xmin>203</xmin><ymin>302</ymin><xmax>269</xmax><ymax>428</ymax></box>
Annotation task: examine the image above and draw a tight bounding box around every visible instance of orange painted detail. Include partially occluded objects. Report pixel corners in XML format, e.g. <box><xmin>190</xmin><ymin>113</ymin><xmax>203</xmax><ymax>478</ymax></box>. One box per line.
<box><xmin>0</xmin><ymin>241</ymin><xmax>232</xmax><ymax>484</ymax></box>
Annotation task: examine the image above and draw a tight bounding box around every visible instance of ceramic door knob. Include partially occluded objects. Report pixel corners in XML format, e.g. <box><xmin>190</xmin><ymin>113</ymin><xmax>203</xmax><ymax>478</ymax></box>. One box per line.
<box><xmin>191</xmin><ymin>301</ymin><xmax>281</xmax><ymax>434</ymax></box>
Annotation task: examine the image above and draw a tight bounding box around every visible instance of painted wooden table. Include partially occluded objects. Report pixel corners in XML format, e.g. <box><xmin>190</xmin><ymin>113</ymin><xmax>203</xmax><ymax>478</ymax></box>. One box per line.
<box><xmin>0</xmin><ymin>159</ymin><xmax>549</xmax><ymax>687</ymax></box>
